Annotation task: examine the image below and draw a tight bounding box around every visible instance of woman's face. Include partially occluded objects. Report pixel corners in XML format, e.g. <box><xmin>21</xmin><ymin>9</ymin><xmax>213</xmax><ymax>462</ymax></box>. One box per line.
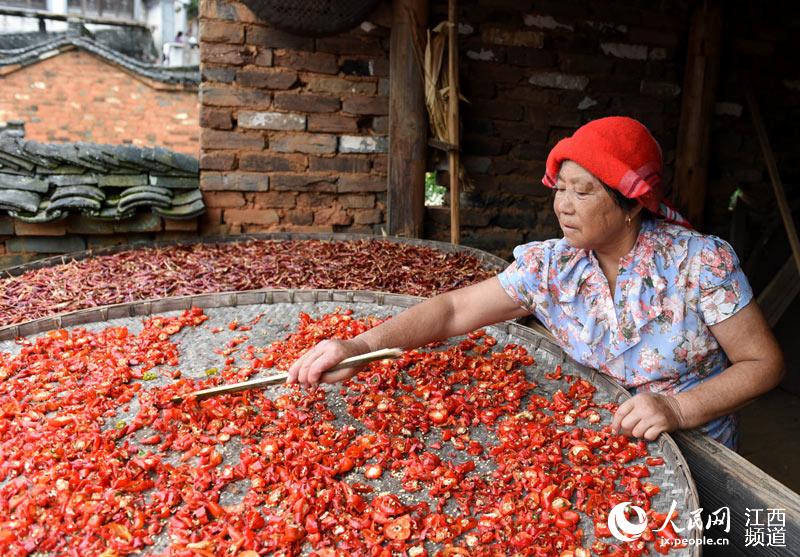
<box><xmin>553</xmin><ymin>160</ymin><xmax>633</xmax><ymax>251</ymax></box>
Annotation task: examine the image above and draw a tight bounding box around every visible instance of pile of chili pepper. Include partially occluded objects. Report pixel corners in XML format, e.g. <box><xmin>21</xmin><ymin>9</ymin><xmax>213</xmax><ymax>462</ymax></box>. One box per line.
<box><xmin>0</xmin><ymin>240</ymin><xmax>496</xmax><ymax>327</ymax></box>
<box><xmin>0</xmin><ymin>309</ymin><xmax>686</xmax><ymax>556</ymax></box>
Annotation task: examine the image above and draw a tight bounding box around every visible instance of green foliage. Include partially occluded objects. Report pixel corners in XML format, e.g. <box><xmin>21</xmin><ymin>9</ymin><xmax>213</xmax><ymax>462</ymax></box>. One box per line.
<box><xmin>187</xmin><ymin>0</ymin><xmax>199</xmax><ymax>20</ymax></box>
<box><xmin>425</xmin><ymin>171</ymin><xmax>446</xmax><ymax>206</ymax></box>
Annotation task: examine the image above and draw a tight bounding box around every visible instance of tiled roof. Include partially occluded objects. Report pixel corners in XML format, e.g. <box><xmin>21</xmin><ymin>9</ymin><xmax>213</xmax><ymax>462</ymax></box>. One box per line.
<box><xmin>0</xmin><ymin>31</ymin><xmax>69</xmax><ymax>51</ymax></box>
<box><xmin>0</xmin><ymin>138</ymin><xmax>204</xmax><ymax>222</ymax></box>
<box><xmin>0</xmin><ymin>35</ymin><xmax>199</xmax><ymax>86</ymax></box>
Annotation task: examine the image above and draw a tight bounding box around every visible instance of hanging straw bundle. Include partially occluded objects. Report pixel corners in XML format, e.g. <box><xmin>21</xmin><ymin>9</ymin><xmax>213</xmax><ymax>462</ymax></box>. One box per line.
<box><xmin>408</xmin><ymin>14</ymin><xmax>471</xmax><ymax>190</ymax></box>
<box><xmin>409</xmin><ymin>20</ymin><xmax>456</xmax><ymax>143</ymax></box>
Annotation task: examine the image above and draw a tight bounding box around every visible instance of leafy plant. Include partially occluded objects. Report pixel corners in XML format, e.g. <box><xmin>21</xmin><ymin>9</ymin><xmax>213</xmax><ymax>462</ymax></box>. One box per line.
<box><xmin>425</xmin><ymin>171</ymin><xmax>446</xmax><ymax>206</ymax></box>
<box><xmin>186</xmin><ymin>0</ymin><xmax>199</xmax><ymax>20</ymax></box>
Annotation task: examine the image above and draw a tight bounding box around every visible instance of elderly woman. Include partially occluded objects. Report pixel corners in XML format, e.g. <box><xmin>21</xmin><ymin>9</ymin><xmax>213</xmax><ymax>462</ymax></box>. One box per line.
<box><xmin>288</xmin><ymin>116</ymin><xmax>784</xmax><ymax>450</ymax></box>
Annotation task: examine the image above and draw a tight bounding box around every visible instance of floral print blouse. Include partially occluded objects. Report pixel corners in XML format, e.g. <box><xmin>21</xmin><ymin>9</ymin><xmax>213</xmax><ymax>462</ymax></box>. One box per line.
<box><xmin>498</xmin><ymin>218</ymin><xmax>753</xmax><ymax>449</ymax></box>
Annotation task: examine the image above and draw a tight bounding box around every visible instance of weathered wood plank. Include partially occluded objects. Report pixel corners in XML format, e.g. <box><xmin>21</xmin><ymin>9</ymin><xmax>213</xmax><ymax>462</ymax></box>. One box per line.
<box><xmin>388</xmin><ymin>0</ymin><xmax>428</xmax><ymax>238</ymax></box>
<box><xmin>674</xmin><ymin>430</ymin><xmax>800</xmax><ymax>556</ymax></box>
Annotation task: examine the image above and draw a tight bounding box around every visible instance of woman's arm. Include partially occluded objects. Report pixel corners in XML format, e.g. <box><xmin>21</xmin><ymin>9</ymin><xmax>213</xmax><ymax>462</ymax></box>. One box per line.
<box><xmin>671</xmin><ymin>300</ymin><xmax>785</xmax><ymax>427</ymax></box>
<box><xmin>287</xmin><ymin>277</ymin><xmax>530</xmax><ymax>385</ymax></box>
<box><xmin>613</xmin><ymin>301</ymin><xmax>785</xmax><ymax>440</ymax></box>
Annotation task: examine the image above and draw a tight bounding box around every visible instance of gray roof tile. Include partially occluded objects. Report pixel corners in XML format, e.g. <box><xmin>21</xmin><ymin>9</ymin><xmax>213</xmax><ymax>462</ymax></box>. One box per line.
<box><xmin>0</xmin><ymin>138</ymin><xmax>203</xmax><ymax>222</ymax></box>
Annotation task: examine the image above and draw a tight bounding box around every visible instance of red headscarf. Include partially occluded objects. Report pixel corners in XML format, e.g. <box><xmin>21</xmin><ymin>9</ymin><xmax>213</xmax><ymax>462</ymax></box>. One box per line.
<box><xmin>542</xmin><ymin>116</ymin><xmax>690</xmax><ymax>227</ymax></box>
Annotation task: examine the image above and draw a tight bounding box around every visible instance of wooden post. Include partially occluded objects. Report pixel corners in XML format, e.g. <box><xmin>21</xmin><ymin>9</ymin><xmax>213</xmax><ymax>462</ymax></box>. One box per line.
<box><xmin>388</xmin><ymin>0</ymin><xmax>428</xmax><ymax>238</ymax></box>
<box><xmin>674</xmin><ymin>0</ymin><xmax>722</xmax><ymax>228</ymax></box>
<box><xmin>447</xmin><ymin>0</ymin><xmax>460</xmax><ymax>245</ymax></box>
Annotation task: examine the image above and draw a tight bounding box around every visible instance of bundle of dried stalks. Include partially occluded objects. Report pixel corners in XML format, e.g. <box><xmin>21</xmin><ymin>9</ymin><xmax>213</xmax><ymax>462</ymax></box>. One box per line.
<box><xmin>409</xmin><ymin>20</ymin><xmax>452</xmax><ymax>143</ymax></box>
<box><xmin>408</xmin><ymin>15</ymin><xmax>471</xmax><ymax>191</ymax></box>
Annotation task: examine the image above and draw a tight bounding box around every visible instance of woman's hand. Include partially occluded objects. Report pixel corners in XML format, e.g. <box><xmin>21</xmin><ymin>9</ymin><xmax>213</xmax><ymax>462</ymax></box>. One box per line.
<box><xmin>611</xmin><ymin>393</ymin><xmax>687</xmax><ymax>441</ymax></box>
<box><xmin>287</xmin><ymin>338</ymin><xmax>370</xmax><ymax>386</ymax></box>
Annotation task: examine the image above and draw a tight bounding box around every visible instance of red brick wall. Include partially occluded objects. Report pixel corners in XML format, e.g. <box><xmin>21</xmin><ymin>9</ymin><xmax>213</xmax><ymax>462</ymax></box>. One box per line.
<box><xmin>196</xmin><ymin>0</ymin><xmax>691</xmax><ymax>248</ymax></box>
<box><xmin>0</xmin><ymin>49</ymin><xmax>200</xmax><ymax>156</ymax></box>
<box><xmin>420</xmin><ymin>1</ymin><xmax>692</xmax><ymax>256</ymax></box>
<box><xmin>197</xmin><ymin>0</ymin><xmax>800</xmax><ymax>262</ymax></box>
<box><xmin>198</xmin><ymin>0</ymin><xmax>390</xmax><ymax>235</ymax></box>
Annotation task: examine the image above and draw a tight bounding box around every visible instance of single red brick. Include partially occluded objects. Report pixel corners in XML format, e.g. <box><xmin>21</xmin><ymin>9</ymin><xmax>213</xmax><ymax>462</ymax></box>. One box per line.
<box><xmin>200</xmin><ymin>151</ymin><xmax>237</xmax><ymax>170</ymax></box>
<box><xmin>201</xmin><ymin>43</ymin><xmax>255</xmax><ymax>66</ymax></box>
<box><xmin>342</xmin><ymin>95</ymin><xmax>389</xmax><ymax>115</ymax></box>
<box><xmin>303</xmin><ymin>76</ymin><xmax>376</xmax><ymax>95</ymax></box>
<box><xmin>314</xmin><ymin>205</ymin><xmax>352</xmax><ymax>226</ymax></box>
<box><xmin>307</xmin><ymin>113</ymin><xmax>359</xmax><ymax>133</ymax></box>
<box><xmin>200</xmin><ymin>107</ymin><xmax>233</xmax><ymax>130</ymax></box>
<box><xmin>308</xmin><ymin>155</ymin><xmax>370</xmax><ymax>173</ymax></box>
<box><xmin>239</xmin><ymin>152</ymin><xmax>307</xmax><ymax>172</ymax></box>
<box><xmin>273</xmin><ymin>49</ymin><xmax>338</xmax><ymax>74</ymax></box>
<box><xmin>200</xmin><ymin>20</ymin><xmax>245</xmax><ymax>44</ymax></box>
<box><xmin>271</xmin><ymin>173</ymin><xmax>337</xmax><ymax>192</ymax></box>
<box><xmin>337</xmin><ymin>174</ymin><xmax>386</xmax><ymax>192</ymax></box>
<box><xmin>236</xmin><ymin>68</ymin><xmax>298</xmax><ymax>89</ymax></box>
<box><xmin>296</xmin><ymin>193</ymin><xmax>335</xmax><ymax>207</ymax></box>
<box><xmin>201</xmin><ymin>129</ymin><xmax>265</xmax><ymax>150</ymax></box>
<box><xmin>353</xmin><ymin>208</ymin><xmax>383</xmax><ymax>225</ymax></box>
<box><xmin>224</xmin><ymin>208</ymin><xmax>280</xmax><ymax>225</ymax></box>
<box><xmin>287</xmin><ymin>208</ymin><xmax>314</xmax><ymax>225</ymax></box>
<box><xmin>253</xmin><ymin>192</ymin><xmax>297</xmax><ymax>208</ymax></box>
<box><xmin>201</xmin><ymin>85</ymin><xmax>271</xmax><ymax>108</ymax></box>
<box><xmin>270</xmin><ymin>133</ymin><xmax>337</xmax><ymax>155</ymax></box>
<box><xmin>339</xmin><ymin>194</ymin><xmax>375</xmax><ymax>209</ymax></box>
<box><xmin>203</xmin><ymin>191</ymin><xmax>246</xmax><ymax>208</ymax></box>
<box><xmin>272</xmin><ymin>92</ymin><xmax>340</xmax><ymax>113</ymax></box>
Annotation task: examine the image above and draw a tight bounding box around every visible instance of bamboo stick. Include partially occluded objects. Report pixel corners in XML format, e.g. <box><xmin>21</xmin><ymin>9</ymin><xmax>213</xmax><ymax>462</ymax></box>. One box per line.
<box><xmin>447</xmin><ymin>0</ymin><xmax>460</xmax><ymax>245</ymax></box>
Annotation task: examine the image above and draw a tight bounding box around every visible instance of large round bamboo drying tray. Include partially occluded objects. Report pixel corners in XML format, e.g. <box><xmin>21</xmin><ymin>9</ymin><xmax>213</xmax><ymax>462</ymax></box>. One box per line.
<box><xmin>0</xmin><ymin>289</ymin><xmax>701</xmax><ymax>556</ymax></box>
<box><xmin>0</xmin><ymin>233</ymin><xmax>510</xmax><ymax>278</ymax></box>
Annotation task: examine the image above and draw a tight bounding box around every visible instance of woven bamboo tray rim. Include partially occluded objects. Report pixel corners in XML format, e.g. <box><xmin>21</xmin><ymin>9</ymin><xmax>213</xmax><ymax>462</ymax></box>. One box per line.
<box><xmin>0</xmin><ymin>233</ymin><xmax>510</xmax><ymax>277</ymax></box>
<box><xmin>0</xmin><ymin>288</ymin><xmax>701</xmax><ymax>554</ymax></box>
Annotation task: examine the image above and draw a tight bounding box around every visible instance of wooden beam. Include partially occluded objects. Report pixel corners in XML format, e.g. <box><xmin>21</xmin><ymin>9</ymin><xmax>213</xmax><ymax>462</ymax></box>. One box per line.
<box><xmin>447</xmin><ymin>0</ymin><xmax>460</xmax><ymax>245</ymax></box>
<box><xmin>674</xmin><ymin>430</ymin><xmax>800</xmax><ymax>556</ymax></box>
<box><xmin>674</xmin><ymin>0</ymin><xmax>722</xmax><ymax>228</ymax></box>
<box><xmin>388</xmin><ymin>0</ymin><xmax>428</xmax><ymax>238</ymax></box>
<box><xmin>427</xmin><ymin>138</ymin><xmax>457</xmax><ymax>152</ymax></box>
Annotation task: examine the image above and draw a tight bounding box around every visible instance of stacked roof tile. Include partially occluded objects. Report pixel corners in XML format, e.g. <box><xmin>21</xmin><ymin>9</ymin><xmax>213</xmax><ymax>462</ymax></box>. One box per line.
<box><xmin>0</xmin><ymin>139</ymin><xmax>204</xmax><ymax>222</ymax></box>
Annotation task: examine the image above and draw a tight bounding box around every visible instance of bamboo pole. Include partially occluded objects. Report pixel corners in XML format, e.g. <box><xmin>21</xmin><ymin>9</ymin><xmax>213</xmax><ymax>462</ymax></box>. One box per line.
<box><xmin>447</xmin><ymin>0</ymin><xmax>460</xmax><ymax>245</ymax></box>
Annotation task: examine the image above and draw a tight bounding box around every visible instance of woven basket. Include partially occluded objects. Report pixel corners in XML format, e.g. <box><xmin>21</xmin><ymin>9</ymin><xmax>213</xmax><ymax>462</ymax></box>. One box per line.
<box><xmin>0</xmin><ymin>232</ymin><xmax>510</xmax><ymax>278</ymax></box>
<box><xmin>241</xmin><ymin>0</ymin><xmax>382</xmax><ymax>37</ymax></box>
<box><xmin>0</xmin><ymin>289</ymin><xmax>701</xmax><ymax>556</ymax></box>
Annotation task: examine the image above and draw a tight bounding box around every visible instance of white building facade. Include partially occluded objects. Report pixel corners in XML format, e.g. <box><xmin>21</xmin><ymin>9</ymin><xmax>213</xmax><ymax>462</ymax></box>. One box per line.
<box><xmin>0</xmin><ymin>0</ymin><xmax>195</xmax><ymax>64</ymax></box>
